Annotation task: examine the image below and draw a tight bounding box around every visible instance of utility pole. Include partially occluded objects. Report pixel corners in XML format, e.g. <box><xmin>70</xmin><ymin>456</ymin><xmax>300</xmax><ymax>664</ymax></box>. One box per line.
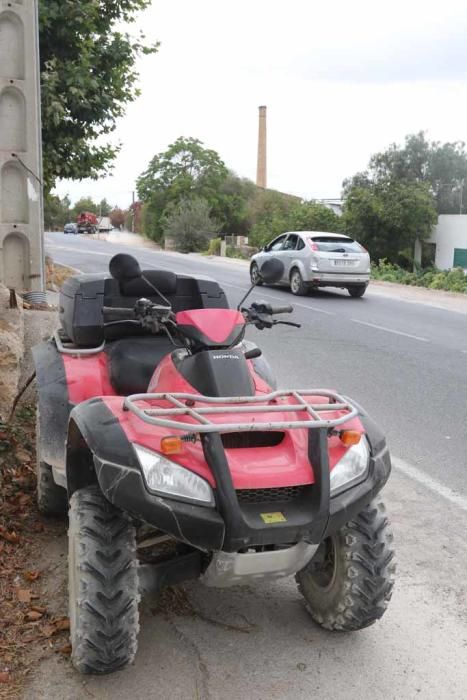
<box><xmin>131</xmin><ymin>190</ymin><xmax>135</xmax><ymax>233</ymax></box>
<box><xmin>256</xmin><ymin>105</ymin><xmax>267</xmax><ymax>189</ymax></box>
<box><xmin>460</xmin><ymin>178</ymin><xmax>464</xmax><ymax>215</ymax></box>
<box><xmin>0</xmin><ymin>0</ymin><xmax>44</xmax><ymax>292</ymax></box>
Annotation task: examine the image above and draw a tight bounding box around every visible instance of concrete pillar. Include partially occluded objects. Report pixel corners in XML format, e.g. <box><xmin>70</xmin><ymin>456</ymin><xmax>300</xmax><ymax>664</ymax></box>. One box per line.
<box><xmin>256</xmin><ymin>105</ymin><xmax>267</xmax><ymax>189</ymax></box>
<box><xmin>413</xmin><ymin>238</ymin><xmax>422</xmax><ymax>271</ymax></box>
<box><xmin>0</xmin><ymin>0</ymin><xmax>44</xmax><ymax>292</ymax></box>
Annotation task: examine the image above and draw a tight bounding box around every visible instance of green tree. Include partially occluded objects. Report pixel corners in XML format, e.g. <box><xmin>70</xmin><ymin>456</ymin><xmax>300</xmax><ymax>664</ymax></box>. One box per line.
<box><xmin>70</xmin><ymin>197</ymin><xmax>99</xmax><ymax>219</ymax></box>
<box><xmin>44</xmin><ymin>193</ymin><xmax>71</xmax><ymax>230</ymax></box>
<box><xmin>342</xmin><ymin>181</ymin><xmax>437</xmax><ymax>263</ymax></box>
<box><xmin>98</xmin><ymin>199</ymin><xmax>112</xmax><ymax>216</ymax></box>
<box><xmin>163</xmin><ymin>197</ymin><xmax>220</xmax><ymax>253</ymax></box>
<box><xmin>216</xmin><ymin>173</ymin><xmax>257</xmax><ymax>235</ymax></box>
<box><xmin>289</xmin><ymin>200</ymin><xmax>343</xmax><ymax>233</ymax></box>
<box><xmin>345</xmin><ymin>132</ymin><xmax>467</xmax><ymax>213</ymax></box>
<box><xmin>247</xmin><ymin>190</ymin><xmax>297</xmax><ymax>248</ymax></box>
<box><xmin>39</xmin><ymin>1</ymin><xmax>158</xmax><ymax>191</ymax></box>
<box><xmin>137</xmin><ymin>137</ymin><xmax>229</xmax><ymax>241</ymax></box>
<box><xmin>248</xmin><ymin>192</ymin><xmax>341</xmax><ymax>249</ymax></box>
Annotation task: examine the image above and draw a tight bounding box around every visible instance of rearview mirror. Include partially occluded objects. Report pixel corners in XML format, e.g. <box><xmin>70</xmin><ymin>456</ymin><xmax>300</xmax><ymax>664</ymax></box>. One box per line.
<box><xmin>259</xmin><ymin>258</ymin><xmax>284</xmax><ymax>284</ymax></box>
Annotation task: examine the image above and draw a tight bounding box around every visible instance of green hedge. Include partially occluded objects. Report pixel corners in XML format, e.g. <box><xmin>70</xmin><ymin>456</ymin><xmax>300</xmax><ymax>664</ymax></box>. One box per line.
<box><xmin>206</xmin><ymin>237</ymin><xmax>222</xmax><ymax>255</ymax></box>
<box><xmin>372</xmin><ymin>260</ymin><xmax>467</xmax><ymax>293</ymax></box>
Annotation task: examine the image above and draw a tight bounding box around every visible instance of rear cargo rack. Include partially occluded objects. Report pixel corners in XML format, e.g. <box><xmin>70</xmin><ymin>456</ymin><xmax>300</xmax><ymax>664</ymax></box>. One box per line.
<box><xmin>54</xmin><ymin>329</ymin><xmax>105</xmax><ymax>356</ymax></box>
<box><xmin>123</xmin><ymin>390</ymin><xmax>358</xmax><ymax>433</ymax></box>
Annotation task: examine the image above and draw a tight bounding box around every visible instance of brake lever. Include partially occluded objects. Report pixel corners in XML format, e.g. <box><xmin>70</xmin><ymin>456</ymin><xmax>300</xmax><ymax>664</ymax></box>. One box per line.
<box><xmin>273</xmin><ymin>321</ymin><xmax>301</xmax><ymax>328</ymax></box>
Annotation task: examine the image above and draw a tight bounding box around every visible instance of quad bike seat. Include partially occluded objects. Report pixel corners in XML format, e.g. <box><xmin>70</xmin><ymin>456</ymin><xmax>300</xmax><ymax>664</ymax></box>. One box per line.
<box><xmin>105</xmin><ymin>336</ymin><xmax>174</xmax><ymax>395</ymax></box>
<box><xmin>59</xmin><ymin>268</ymin><xmax>229</xmax><ymax>347</ymax></box>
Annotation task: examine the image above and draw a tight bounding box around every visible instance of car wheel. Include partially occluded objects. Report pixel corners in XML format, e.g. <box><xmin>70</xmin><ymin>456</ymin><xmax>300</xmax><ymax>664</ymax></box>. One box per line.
<box><xmin>250</xmin><ymin>262</ymin><xmax>263</xmax><ymax>286</ymax></box>
<box><xmin>348</xmin><ymin>285</ymin><xmax>367</xmax><ymax>298</ymax></box>
<box><xmin>290</xmin><ymin>268</ymin><xmax>308</xmax><ymax>296</ymax></box>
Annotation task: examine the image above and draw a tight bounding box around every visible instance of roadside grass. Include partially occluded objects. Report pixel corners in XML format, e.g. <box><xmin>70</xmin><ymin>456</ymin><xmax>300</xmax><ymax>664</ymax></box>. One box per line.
<box><xmin>372</xmin><ymin>260</ymin><xmax>467</xmax><ymax>294</ymax></box>
<box><xmin>45</xmin><ymin>257</ymin><xmax>75</xmax><ymax>292</ymax></box>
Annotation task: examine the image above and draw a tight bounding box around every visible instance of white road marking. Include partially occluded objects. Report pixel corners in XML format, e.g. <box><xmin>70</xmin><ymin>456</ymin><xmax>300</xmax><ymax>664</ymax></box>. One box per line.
<box><xmin>293</xmin><ymin>302</ymin><xmax>335</xmax><ymax>316</ymax></box>
<box><xmin>47</xmin><ymin>244</ymin><xmax>111</xmax><ymax>257</ymax></box>
<box><xmin>352</xmin><ymin>318</ymin><xmax>429</xmax><ymax>342</ymax></box>
<box><xmin>221</xmin><ymin>283</ymin><xmax>336</xmax><ymax>315</ymax></box>
<box><xmin>393</xmin><ymin>457</ymin><xmax>467</xmax><ymax>513</ymax></box>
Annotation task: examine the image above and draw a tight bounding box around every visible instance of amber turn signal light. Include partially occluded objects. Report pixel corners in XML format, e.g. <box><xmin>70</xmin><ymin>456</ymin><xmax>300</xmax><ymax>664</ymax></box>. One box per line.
<box><xmin>160</xmin><ymin>436</ymin><xmax>183</xmax><ymax>455</ymax></box>
<box><xmin>339</xmin><ymin>430</ymin><xmax>362</xmax><ymax>446</ymax></box>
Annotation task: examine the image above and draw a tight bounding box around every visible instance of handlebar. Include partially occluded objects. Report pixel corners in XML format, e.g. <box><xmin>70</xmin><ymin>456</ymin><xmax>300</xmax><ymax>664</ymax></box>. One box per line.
<box><xmin>249</xmin><ymin>302</ymin><xmax>293</xmax><ymax>316</ymax></box>
<box><xmin>102</xmin><ymin>306</ymin><xmax>135</xmax><ymax>321</ymax></box>
<box><xmin>268</xmin><ymin>304</ymin><xmax>293</xmax><ymax>315</ymax></box>
<box><xmin>242</xmin><ymin>301</ymin><xmax>299</xmax><ymax>331</ymax></box>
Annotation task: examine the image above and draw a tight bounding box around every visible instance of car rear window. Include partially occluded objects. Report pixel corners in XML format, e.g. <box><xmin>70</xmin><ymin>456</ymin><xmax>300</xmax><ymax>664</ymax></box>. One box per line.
<box><xmin>309</xmin><ymin>237</ymin><xmax>363</xmax><ymax>253</ymax></box>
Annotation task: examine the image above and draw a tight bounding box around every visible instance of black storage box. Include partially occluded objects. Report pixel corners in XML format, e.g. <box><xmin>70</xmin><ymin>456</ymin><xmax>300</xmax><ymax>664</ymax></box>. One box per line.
<box><xmin>59</xmin><ymin>271</ymin><xmax>229</xmax><ymax>347</ymax></box>
<box><xmin>59</xmin><ymin>274</ymin><xmax>106</xmax><ymax>347</ymax></box>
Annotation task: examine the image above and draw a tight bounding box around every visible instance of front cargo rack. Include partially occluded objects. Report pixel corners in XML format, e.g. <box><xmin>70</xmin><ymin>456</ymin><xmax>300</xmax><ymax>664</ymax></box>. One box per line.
<box><xmin>123</xmin><ymin>390</ymin><xmax>358</xmax><ymax>433</ymax></box>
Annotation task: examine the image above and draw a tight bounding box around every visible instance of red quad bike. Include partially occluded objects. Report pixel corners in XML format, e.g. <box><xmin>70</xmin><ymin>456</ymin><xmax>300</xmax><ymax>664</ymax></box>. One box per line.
<box><xmin>33</xmin><ymin>254</ymin><xmax>395</xmax><ymax>674</ymax></box>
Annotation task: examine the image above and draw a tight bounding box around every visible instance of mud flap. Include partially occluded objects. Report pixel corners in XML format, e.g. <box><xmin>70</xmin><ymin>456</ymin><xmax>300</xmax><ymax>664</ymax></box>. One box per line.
<box><xmin>33</xmin><ymin>339</ymin><xmax>72</xmax><ymax>471</ymax></box>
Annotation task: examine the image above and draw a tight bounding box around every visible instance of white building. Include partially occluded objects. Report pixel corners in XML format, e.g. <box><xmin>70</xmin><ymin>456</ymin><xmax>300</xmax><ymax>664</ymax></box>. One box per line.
<box><xmin>428</xmin><ymin>215</ymin><xmax>467</xmax><ymax>270</ymax></box>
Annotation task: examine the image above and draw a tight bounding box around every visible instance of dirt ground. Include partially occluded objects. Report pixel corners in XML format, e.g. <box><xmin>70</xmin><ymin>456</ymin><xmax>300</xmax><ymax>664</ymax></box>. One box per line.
<box><xmin>0</xmin><ymin>403</ymin><xmax>70</xmax><ymax>699</ymax></box>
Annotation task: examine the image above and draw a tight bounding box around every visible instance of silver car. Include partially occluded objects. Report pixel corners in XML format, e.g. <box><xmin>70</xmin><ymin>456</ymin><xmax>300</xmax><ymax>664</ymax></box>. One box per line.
<box><xmin>250</xmin><ymin>231</ymin><xmax>371</xmax><ymax>297</ymax></box>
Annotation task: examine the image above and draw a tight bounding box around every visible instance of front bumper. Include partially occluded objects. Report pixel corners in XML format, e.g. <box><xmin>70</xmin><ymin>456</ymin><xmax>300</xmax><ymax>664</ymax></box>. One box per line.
<box><xmin>94</xmin><ymin>440</ymin><xmax>391</xmax><ymax>554</ymax></box>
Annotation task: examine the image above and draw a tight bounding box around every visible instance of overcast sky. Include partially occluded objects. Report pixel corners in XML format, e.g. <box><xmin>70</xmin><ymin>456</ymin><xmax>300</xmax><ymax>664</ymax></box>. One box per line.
<box><xmin>54</xmin><ymin>0</ymin><xmax>467</xmax><ymax>208</ymax></box>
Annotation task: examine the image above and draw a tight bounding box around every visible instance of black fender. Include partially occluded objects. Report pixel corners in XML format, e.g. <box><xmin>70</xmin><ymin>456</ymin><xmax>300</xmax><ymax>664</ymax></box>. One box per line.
<box><xmin>32</xmin><ymin>339</ymin><xmax>72</xmax><ymax>471</ymax></box>
<box><xmin>342</xmin><ymin>395</ymin><xmax>389</xmax><ymax>457</ymax></box>
<box><xmin>67</xmin><ymin>398</ymin><xmax>225</xmax><ymax>550</ymax></box>
<box><xmin>323</xmin><ymin>396</ymin><xmax>392</xmax><ymax>537</ymax></box>
<box><xmin>66</xmin><ymin>398</ymin><xmax>139</xmax><ymax>497</ymax></box>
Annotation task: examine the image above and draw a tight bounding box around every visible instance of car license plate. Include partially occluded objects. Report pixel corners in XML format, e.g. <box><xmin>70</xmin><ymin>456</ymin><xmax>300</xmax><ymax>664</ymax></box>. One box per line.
<box><xmin>333</xmin><ymin>259</ymin><xmax>356</xmax><ymax>266</ymax></box>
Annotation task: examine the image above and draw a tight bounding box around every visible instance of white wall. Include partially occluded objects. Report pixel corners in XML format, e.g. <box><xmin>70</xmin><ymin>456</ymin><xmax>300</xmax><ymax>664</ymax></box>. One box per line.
<box><xmin>429</xmin><ymin>215</ymin><xmax>467</xmax><ymax>270</ymax></box>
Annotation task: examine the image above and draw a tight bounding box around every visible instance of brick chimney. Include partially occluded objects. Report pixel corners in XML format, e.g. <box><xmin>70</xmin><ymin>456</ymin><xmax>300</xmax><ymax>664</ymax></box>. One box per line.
<box><xmin>256</xmin><ymin>105</ymin><xmax>267</xmax><ymax>189</ymax></box>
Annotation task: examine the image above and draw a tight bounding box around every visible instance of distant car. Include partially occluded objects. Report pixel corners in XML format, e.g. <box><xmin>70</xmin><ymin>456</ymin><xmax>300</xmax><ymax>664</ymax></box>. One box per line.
<box><xmin>64</xmin><ymin>223</ymin><xmax>78</xmax><ymax>235</ymax></box>
<box><xmin>250</xmin><ymin>231</ymin><xmax>371</xmax><ymax>297</ymax></box>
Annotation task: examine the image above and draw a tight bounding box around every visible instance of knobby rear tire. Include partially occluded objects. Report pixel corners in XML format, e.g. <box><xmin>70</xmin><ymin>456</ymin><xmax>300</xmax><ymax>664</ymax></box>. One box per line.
<box><xmin>68</xmin><ymin>485</ymin><xmax>140</xmax><ymax>674</ymax></box>
<box><xmin>296</xmin><ymin>500</ymin><xmax>395</xmax><ymax>631</ymax></box>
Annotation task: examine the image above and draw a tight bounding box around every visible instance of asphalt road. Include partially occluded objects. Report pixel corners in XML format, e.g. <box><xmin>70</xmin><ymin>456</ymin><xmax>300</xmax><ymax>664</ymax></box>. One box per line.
<box><xmin>25</xmin><ymin>230</ymin><xmax>467</xmax><ymax>700</ymax></box>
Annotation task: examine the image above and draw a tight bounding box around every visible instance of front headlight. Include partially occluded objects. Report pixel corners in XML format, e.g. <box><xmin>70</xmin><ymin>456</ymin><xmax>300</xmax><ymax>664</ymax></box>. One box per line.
<box><xmin>330</xmin><ymin>437</ymin><xmax>370</xmax><ymax>497</ymax></box>
<box><xmin>133</xmin><ymin>444</ymin><xmax>215</xmax><ymax>507</ymax></box>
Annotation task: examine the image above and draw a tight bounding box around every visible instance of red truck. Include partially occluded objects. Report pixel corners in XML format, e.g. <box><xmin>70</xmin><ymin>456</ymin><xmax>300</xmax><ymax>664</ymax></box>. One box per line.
<box><xmin>77</xmin><ymin>212</ymin><xmax>98</xmax><ymax>234</ymax></box>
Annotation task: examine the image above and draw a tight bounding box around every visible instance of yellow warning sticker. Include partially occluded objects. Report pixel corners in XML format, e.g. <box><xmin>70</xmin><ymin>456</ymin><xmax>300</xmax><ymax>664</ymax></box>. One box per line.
<box><xmin>260</xmin><ymin>512</ymin><xmax>287</xmax><ymax>524</ymax></box>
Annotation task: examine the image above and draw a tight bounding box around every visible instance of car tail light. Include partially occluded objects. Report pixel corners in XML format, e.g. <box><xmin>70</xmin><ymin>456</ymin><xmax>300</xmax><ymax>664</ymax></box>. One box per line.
<box><xmin>307</xmin><ymin>240</ymin><xmax>319</xmax><ymax>251</ymax></box>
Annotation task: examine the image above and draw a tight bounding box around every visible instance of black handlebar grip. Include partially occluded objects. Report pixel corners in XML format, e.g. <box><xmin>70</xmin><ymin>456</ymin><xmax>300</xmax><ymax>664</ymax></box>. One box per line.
<box><xmin>270</xmin><ymin>305</ymin><xmax>293</xmax><ymax>315</ymax></box>
<box><xmin>102</xmin><ymin>306</ymin><xmax>135</xmax><ymax>320</ymax></box>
